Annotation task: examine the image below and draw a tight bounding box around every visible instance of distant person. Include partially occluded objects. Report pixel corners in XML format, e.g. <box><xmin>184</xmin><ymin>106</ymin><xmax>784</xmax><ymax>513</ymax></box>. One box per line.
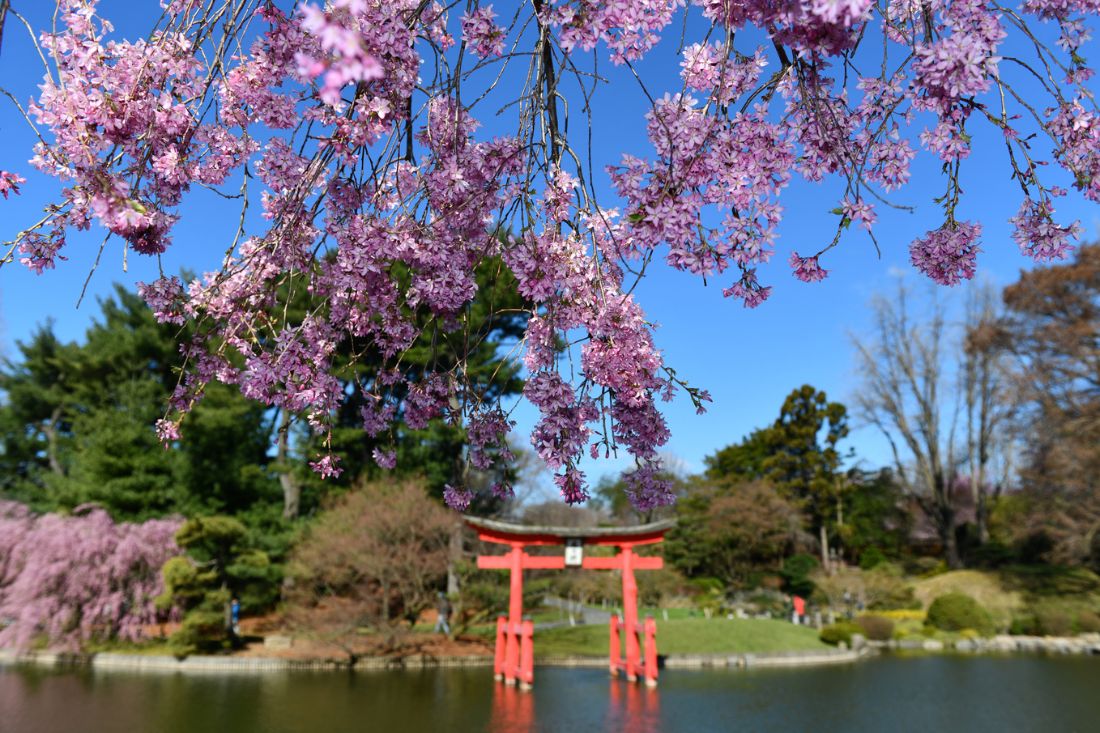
<box><xmin>230</xmin><ymin>597</ymin><xmax>241</xmax><ymax>637</ymax></box>
<box><xmin>434</xmin><ymin>592</ymin><xmax>452</xmax><ymax>636</ymax></box>
<box><xmin>792</xmin><ymin>595</ymin><xmax>806</xmax><ymax>625</ymax></box>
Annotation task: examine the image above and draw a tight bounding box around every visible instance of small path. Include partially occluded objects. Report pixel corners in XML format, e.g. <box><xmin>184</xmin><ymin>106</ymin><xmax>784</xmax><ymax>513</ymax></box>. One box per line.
<box><xmin>536</xmin><ymin>596</ymin><xmax>613</xmax><ymax>630</ymax></box>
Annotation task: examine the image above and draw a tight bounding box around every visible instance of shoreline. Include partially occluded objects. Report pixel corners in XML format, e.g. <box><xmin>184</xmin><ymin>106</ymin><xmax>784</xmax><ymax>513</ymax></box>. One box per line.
<box><xmin>0</xmin><ymin>646</ymin><xmax>867</xmax><ymax>674</ymax></box>
<box><xmin>4</xmin><ymin>634</ymin><xmax>1100</xmax><ymax>675</ymax></box>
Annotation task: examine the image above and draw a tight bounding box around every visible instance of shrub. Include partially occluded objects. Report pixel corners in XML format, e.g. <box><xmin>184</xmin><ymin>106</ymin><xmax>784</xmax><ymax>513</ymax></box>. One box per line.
<box><xmin>855</xmin><ymin>614</ymin><xmax>895</xmax><ymax>641</ymax></box>
<box><xmin>865</xmin><ymin>565</ymin><xmax>920</xmax><ymax>611</ymax></box>
<box><xmin>859</xmin><ymin>547</ymin><xmax>887</xmax><ymax>570</ymax></box>
<box><xmin>926</xmin><ymin>593</ymin><xmax>994</xmax><ymax>636</ymax></box>
<box><xmin>905</xmin><ymin>556</ymin><xmax>948</xmax><ymax>577</ymax></box>
<box><xmin>781</xmin><ymin>554</ymin><xmax>819</xmax><ymax>598</ymax></box>
<box><xmin>1076</xmin><ymin>611</ymin><xmax>1100</xmax><ymax>634</ymax></box>
<box><xmin>1035</xmin><ymin>608</ymin><xmax>1073</xmax><ymax>636</ymax></box>
<box><xmin>880</xmin><ymin>609</ymin><xmax>926</xmax><ymax>622</ymax></box>
<box><xmin>820</xmin><ymin>622</ymin><xmax>861</xmax><ymax>646</ymax></box>
<box><xmin>1002</xmin><ymin>565</ymin><xmax>1100</xmax><ymax>597</ymax></box>
<box><xmin>1009</xmin><ymin>615</ymin><xmax>1038</xmax><ymax>636</ymax></box>
<box><xmin>743</xmin><ymin>590</ymin><xmax>786</xmax><ymax>616</ymax></box>
<box><xmin>968</xmin><ymin>541</ymin><xmax>1015</xmax><ymax>568</ymax></box>
<box><xmin>1016</xmin><ymin>532</ymin><xmax>1055</xmax><ymax>564</ymax></box>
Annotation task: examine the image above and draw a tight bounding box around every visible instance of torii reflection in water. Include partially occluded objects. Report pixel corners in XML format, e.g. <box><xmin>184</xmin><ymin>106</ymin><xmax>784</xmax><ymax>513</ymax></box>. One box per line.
<box><xmin>487</xmin><ymin>675</ymin><xmax>661</xmax><ymax>733</ymax></box>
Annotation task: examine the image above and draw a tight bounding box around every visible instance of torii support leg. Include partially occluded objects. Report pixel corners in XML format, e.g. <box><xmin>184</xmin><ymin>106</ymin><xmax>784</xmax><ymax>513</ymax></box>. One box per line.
<box><xmin>621</xmin><ymin>545</ymin><xmax>641</xmax><ymax>682</ymax></box>
<box><xmin>503</xmin><ymin>543</ymin><xmax>524</xmax><ymax>686</ymax></box>
<box><xmin>643</xmin><ymin>615</ymin><xmax>658</xmax><ymax>687</ymax></box>
<box><xmin>609</xmin><ymin>614</ymin><xmax>622</xmax><ymax>677</ymax></box>
<box><xmin>494</xmin><ymin>616</ymin><xmax>507</xmax><ymax>681</ymax></box>
<box><xmin>519</xmin><ymin>619</ymin><xmax>534</xmax><ymax>690</ymax></box>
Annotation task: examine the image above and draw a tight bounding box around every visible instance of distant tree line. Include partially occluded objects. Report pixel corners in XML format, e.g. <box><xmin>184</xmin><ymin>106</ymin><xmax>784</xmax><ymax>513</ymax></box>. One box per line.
<box><xmin>0</xmin><ymin>246</ymin><xmax>1096</xmax><ymax>650</ymax></box>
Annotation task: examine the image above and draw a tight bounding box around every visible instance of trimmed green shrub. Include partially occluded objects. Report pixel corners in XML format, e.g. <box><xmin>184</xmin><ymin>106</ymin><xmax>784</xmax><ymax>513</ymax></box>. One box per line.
<box><xmin>855</xmin><ymin>614</ymin><xmax>895</xmax><ymax>641</ymax></box>
<box><xmin>925</xmin><ymin>593</ymin><xmax>994</xmax><ymax>636</ymax></box>
<box><xmin>820</xmin><ymin>622</ymin><xmax>861</xmax><ymax>646</ymax></box>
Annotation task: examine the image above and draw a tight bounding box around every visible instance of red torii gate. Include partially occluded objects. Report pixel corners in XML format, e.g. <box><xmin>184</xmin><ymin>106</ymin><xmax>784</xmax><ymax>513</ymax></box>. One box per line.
<box><xmin>465</xmin><ymin>516</ymin><xmax>674</xmax><ymax>689</ymax></box>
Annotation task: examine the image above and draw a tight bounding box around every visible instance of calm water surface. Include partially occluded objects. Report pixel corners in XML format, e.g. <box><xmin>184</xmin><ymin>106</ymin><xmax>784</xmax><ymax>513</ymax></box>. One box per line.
<box><xmin>3</xmin><ymin>655</ymin><xmax>1099</xmax><ymax>733</ymax></box>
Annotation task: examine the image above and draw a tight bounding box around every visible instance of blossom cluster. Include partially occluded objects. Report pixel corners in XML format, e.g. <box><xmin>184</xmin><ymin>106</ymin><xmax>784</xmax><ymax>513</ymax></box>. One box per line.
<box><xmin>462</xmin><ymin>5</ymin><xmax>506</xmax><ymax>58</ymax></box>
<box><xmin>909</xmin><ymin>221</ymin><xmax>984</xmax><ymax>286</ymax></box>
<box><xmin>0</xmin><ymin>170</ymin><xmax>24</xmax><ymax>198</ymax></box>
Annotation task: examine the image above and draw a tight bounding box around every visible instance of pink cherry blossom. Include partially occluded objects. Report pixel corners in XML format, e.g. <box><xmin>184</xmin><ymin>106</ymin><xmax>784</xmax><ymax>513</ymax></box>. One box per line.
<box><xmin>7</xmin><ymin>0</ymin><xmax>1100</xmax><ymax>510</ymax></box>
<box><xmin>789</xmin><ymin>253</ymin><xmax>829</xmax><ymax>283</ymax></box>
<box><xmin>1010</xmin><ymin>198</ymin><xmax>1080</xmax><ymax>261</ymax></box>
<box><xmin>909</xmin><ymin>221</ymin><xmax>983</xmax><ymax>286</ymax></box>
<box><xmin>0</xmin><ymin>502</ymin><xmax>181</xmax><ymax>651</ymax></box>
<box><xmin>0</xmin><ymin>171</ymin><xmax>25</xmax><ymax>198</ymax></box>
<box><xmin>462</xmin><ymin>5</ymin><xmax>506</xmax><ymax>57</ymax></box>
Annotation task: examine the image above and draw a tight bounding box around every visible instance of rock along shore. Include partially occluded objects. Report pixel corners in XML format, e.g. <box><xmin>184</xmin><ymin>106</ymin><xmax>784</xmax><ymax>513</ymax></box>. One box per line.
<box><xmin>870</xmin><ymin>632</ymin><xmax>1100</xmax><ymax>656</ymax></box>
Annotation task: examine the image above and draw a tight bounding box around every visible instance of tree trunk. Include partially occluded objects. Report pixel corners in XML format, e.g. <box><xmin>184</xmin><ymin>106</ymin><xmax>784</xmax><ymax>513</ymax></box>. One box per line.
<box><xmin>941</xmin><ymin>512</ymin><xmax>961</xmax><ymax>569</ymax></box>
<box><xmin>43</xmin><ymin>407</ymin><xmax>65</xmax><ymax>476</ymax></box>
<box><xmin>819</xmin><ymin>524</ymin><xmax>831</xmax><ymax>575</ymax></box>
<box><xmin>446</xmin><ymin>521</ymin><xmax>462</xmax><ymax>596</ymax></box>
<box><xmin>280</xmin><ymin>472</ymin><xmax>300</xmax><ymax>520</ymax></box>
<box><xmin>276</xmin><ymin>411</ymin><xmax>301</xmax><ymax>520</ymax></box>
<box><xmin>976</xmin><ymin>488</ymin><xmax>989</xmax><ymax>545</ymax></box>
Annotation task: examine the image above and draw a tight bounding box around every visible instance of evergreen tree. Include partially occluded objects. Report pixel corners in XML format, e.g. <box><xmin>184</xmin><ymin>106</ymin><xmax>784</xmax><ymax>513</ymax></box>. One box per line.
<box><xmin>0</xmin><ymin>325</ymin><xmax>79</xmax><ymax>507</ymax></box>
<box><xmin>760</xmin><ymin>385</ymin><xmax>850</xmax><ymax>570</ymax></box>
<box><xmin>0</xmin><ymin>285</ymin><xmax>281</xmax><ymax>522</ymax></box>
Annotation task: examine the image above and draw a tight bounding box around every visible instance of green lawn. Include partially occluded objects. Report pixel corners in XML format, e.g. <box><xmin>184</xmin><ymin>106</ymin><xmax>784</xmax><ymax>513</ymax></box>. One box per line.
<box><xmin>534</xmin><ymin>617</ymin><xmax>828</xmax><ymax>658</ymax></box>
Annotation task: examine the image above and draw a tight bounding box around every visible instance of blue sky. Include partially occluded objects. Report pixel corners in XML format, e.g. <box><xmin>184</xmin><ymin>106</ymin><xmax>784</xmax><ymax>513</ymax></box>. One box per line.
<box><xmin>1</xmin><ymin>1</ymin><xmax>1097</xmax><ymax>491</ymax></box>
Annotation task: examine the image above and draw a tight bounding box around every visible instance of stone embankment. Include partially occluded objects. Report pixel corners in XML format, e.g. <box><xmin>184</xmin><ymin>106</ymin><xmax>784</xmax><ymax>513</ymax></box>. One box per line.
<box><xmin>1</xmin><ymin>646</ymin><xmax>869</xmax><ymax>673</ymax></box>
<box><xmin>0</xmin><ymin>649</ymin><xmax>494</xmax><ymax>672</ymax></box>
<box><xmin>662</xmin><ymin>647</ymin><xmax>870</xmax><ymax>669</ymax></box>
<box><xmin>5</xmin><ymin>633</ymin><xmax>1099</xmax><ymax>674</ymax></box>
<box><xmin>869</xmin><ymin>633</ymin><xmax>1100</xmax><ymax>655</ymax></box>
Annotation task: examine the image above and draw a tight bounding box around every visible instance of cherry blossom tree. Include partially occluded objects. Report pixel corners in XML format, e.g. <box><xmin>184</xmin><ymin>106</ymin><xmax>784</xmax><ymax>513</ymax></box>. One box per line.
<box><xmin>0</xmin><ymin>500</ymin><xmax>181</xmax><ymax>650</ymax></box>
<box><xmin>0</xmin><ymin>0</ymin><xmax>1097</xmax><ymax>509</ymax></box>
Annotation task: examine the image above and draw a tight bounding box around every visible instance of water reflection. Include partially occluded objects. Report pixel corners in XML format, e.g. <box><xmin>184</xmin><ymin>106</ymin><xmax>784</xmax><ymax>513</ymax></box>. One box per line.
<box><xmin>6</xmin><ymin>657</ymin><xmax>1100</xmax><ymax>733</ymax></box>
<box><xmin>488</xmin><ymin>677</ymin><xmax>661</xmax><ymax>733</ymax></box>
<box><xmin>488</xmin><ymin>682</ymin><xmax>535</xmax><ymax>732</ymax></box>
<box><xmin>607</xmin><ymin>679</ymin><xmax>661</xmax><ymax>733</ymax></box>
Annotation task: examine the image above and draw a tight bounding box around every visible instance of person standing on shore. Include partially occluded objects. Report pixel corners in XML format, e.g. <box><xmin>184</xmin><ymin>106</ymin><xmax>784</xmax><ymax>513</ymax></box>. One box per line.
<box><xmin>792</xmin><ymin>595</ymin><xmax>806</xmax><ymax>625</ymax></box>
<box><xmin>230</xmin><ymin>597</ymin><xmax>241</xmax><ymax>637</ymax></box>
<box><xmin>434</xmin><ymin>592</ymin><xmax>452</xmax><ymax>636</ymax></box>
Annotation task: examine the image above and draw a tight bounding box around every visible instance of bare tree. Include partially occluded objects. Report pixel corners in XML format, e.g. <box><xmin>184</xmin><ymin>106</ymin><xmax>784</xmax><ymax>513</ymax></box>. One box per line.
<box><xmin>853</xmin><ymin>283</ymin><xmax>1005</xmax><ymax>568</ymax></box>
<box><xmin>853</xmin><ymin>285</ymin><xmax>957</xmax><ymax>566</ymax></box>
<box><xmin>285</xmin><ymin>480</ymin><xmax>452</xmax><ymax>655</ymax></box>
<box><xmin>961</xmin><ymin>284</ymin><xmax>1017</xmax><ymax>543</ymax></box>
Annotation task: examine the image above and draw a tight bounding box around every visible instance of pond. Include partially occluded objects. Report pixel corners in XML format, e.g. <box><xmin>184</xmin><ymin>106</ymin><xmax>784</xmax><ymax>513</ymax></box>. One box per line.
<box><xmin>3</xmin><ymin>655</ymin><xmax>1100</xmax><ymax>733</ymax></box>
